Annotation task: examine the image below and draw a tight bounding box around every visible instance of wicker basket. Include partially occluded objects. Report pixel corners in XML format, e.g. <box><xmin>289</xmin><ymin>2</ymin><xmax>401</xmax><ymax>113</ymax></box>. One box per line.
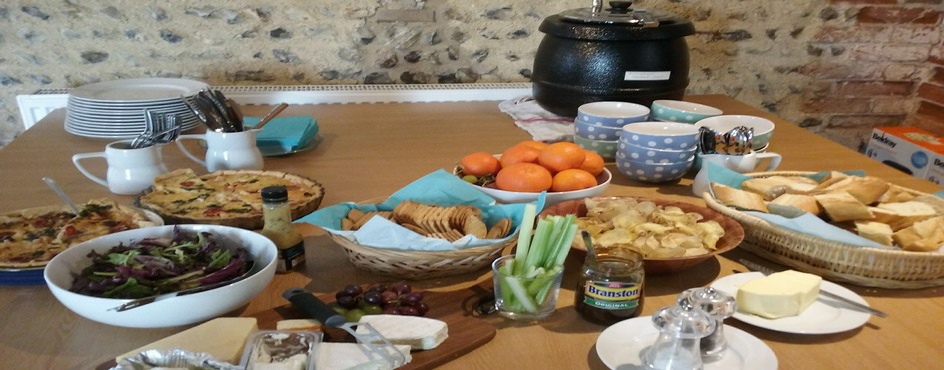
<box><xmin>328</xmin><ymin>233</ymin><xmax>515</xmax><ymax>279</ymax></box>
<box><xmin>702</xmin><ymin>171</ymin><xmax>944</xmax><ymax>289</ymax></box>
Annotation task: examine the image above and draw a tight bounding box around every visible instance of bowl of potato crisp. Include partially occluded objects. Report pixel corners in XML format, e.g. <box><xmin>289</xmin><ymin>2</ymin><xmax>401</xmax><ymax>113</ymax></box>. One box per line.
<box><xmin>540</xmin><ymin>196</ymin><xmax>744</xmax><ymax>274</ymax></box>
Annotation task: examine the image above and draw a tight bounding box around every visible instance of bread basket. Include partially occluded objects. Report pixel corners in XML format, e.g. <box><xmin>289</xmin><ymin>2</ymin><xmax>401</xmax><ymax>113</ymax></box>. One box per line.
<box><xmin>327</xmin><ymin>198</ymin><xmax>516</xmax><ymax>279</ymax></box>
<box><xmin>702</xmin><ymin>171</ymin><xmax>944</xmax><ymax>289</ymax></box>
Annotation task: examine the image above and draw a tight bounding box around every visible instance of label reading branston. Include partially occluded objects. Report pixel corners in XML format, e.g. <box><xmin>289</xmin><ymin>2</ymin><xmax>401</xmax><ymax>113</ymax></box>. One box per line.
<box><xmin>624</xmin><ymin>71</ymin><xmax>671</xmax><ymax>81</ymax></box>
<box><xmin>583</xmin><ymin>281</ymin><xmax>641</xmax><ymax>310</ymax></box>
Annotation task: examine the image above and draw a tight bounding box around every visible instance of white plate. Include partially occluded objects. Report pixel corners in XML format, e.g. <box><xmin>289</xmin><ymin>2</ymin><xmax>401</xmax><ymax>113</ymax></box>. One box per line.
<box><xmin>710</xmin><ymin>272</ymin><xmax>872</xmax><ymax>334</ymax></box>
<box><xmin>69</xmin><ymin>78</ymin><xmax>207</xmax><ymax>102</ymax></box>
<box><xmin>596</xmin><ymin>316</ymin><xmax>777</xmax><ymax>370</ymax></box>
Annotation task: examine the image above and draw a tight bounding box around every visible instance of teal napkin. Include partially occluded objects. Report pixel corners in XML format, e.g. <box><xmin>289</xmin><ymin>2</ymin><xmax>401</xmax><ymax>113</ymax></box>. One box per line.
<box><xmin>297</xmin><ymin>169</ymin><xmax>547</xmax><ymax>251</ymax></box>
<box><xmin>705</xmin><ymin>163</ymin><xmax>885</xmax><ymax>248</ymax></box>
<box><xmin>244</xmin><ymin>115</ymin><xmax>319</xmax><ymax>150</ymax></box>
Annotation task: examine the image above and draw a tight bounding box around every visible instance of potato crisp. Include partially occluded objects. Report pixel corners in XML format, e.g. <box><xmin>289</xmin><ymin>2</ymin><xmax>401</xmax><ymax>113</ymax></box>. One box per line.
<box><xmin>577</xmin><ymin>198</ymin><xmax>725</xmax><ymax>258</ymax></box>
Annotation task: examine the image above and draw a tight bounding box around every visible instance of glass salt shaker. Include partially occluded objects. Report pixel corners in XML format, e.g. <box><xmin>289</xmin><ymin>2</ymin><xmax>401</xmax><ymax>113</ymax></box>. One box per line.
<box><xmin>679</xmin><ymin>287</ymin><xmax>738</xmax><ymax>361</ymax></box>
<box><xmin>642</xmin><ymin>297</ymin><xmax>716</xmax><ymax>370</ymax></box>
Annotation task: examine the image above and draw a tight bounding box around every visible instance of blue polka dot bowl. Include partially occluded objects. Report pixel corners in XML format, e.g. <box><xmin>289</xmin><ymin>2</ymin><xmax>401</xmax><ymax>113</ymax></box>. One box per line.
<box><xmin>574</xmin><ymin>135</ymin><xmax>619</xmax><ymax>162</ymax></box>
<box><xmin>620</xmin><ymin>121</ymin><xmax>700</xmax><ymax>151</ymax></box>
<box><xmin>574</xmin><ymin>119</ymin><xmax>624</xmax><ymax>141</ymax></box>
<box><xmin>615</xmin><ymin>156</ymin><xmax>694</xmax><ymax>183</ymax></box>
<box><xmin>576</xmin><ymin>101</ymin><xmax>650</xmax><ymax>128</ymax></box>
<box><xmin>617</xmin><ymin>141</ymin><xmax>697</xmax><ymax>164</ymax></box>
<box><xmin>651</xmin><ymin>100</ymin><xmax>723</xmax><ymax>124</ymax></box>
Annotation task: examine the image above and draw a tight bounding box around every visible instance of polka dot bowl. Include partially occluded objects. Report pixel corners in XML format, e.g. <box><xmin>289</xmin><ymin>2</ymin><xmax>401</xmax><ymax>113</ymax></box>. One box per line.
<box><xmin>651</xmin><ymin>100</ymin><xmax>723</xmax><ymax>124</ymax></box>
<box><xmin>617</xmin><ymin>141</ymin><xmax>697</xmax><ymax>164</ymax></box>
<box><xmin>620</xmin><ymin>121</ymin><xmax>700</xmax><ymax>151</ymax></box>
<box><xmin>576</xmin><ymin>101</ymin><xmax>650</xmax><ymax>128</ymax></box>
<box><xmin>615</xmin><ymin>156</ymin><xmax>694</xmax><ymax>183</ymax></box>
<box><xmin>574</xmin><ymin>119</ymin><xmax>624</xmax><ymax>141</ymax></box>
<box><xmin>574</xmin><ymin>135</ymin><xmax>619</xmax><ymax>162</ymax></box>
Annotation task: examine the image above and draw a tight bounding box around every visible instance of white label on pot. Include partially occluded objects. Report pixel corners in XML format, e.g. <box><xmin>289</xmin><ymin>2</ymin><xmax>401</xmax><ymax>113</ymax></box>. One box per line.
<box><xmin>624</xmin><ymin>71</ymin><xmax>671</xmax><ymax>81</ymax></box>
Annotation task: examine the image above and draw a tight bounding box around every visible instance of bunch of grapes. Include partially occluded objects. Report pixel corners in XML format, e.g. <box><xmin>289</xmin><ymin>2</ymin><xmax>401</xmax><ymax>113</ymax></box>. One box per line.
<box><xmin>332</xmin><ymin>281</ymin><xmax>429</xmax><ymax>322</ymax></box>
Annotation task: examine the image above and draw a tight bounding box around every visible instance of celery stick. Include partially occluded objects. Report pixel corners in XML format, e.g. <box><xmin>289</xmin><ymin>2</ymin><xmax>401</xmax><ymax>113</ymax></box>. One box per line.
<box><xmin>513</xmin><ymin>203</ymin><xmax>537</xmax><ymax>275</ymax></box>
<box><xmin>502</xmin><ymin>274</ymin><xmax>537</xmax><ymax>312</ymax></box>
<box><xmin>539</xmin><ymin>215</ymin><xmax>568</xmax><ymax>268</ymax></box>
<box><xmin>524</xmin><ymin>218</ymin><xmax>553</xmax><ymax>271</ymax></box>
<box><xmin>552</xmin><ymin>222</ymin><xmax>579</xmax><ymax>267</ymax></box>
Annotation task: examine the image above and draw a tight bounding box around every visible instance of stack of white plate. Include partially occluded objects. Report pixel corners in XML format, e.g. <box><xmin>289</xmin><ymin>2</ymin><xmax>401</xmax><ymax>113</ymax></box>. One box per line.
<box><xmin>65</xmin><ymin>78</ymin><xmax>207</xmax><ymax>139</ymax></box>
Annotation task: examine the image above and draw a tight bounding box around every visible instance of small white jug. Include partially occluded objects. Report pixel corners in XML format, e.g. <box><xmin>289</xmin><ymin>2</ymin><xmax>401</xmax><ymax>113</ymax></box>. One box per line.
<box><xmin>692</xmin><ymin>151</ymin><xmax>782</xmax><ymax>196</ymax></box>
<box><xmin>72</xmin><ymin>140</ymin><xmax>169</xmax><ymax>195</ymax></box>
<box><xmin>176</xmin><ymin>130</ymin><xmax>264</xmax><ymax>172</ymax></box>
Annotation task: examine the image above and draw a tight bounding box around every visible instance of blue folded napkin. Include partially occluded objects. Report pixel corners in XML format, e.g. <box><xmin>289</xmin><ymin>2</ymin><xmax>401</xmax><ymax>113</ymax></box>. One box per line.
<box><xmin>244</xmin><ymin>115</ymin><xmax>319</xmax><ymax>150</ymax></box>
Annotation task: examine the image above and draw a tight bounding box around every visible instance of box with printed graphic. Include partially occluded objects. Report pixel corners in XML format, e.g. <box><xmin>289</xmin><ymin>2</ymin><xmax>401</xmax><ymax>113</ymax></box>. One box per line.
<box><xmin>864</xmin><ymin>126</ymin><xmax>944</xmax><ymax>183</ymax></box>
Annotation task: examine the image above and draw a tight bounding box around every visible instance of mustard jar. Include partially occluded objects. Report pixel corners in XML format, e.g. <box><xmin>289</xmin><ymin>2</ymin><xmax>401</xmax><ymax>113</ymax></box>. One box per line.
<box><xmin>260</xmin><ymin>185</ymin><xmax>305</xmax><ymax>272</ymax></box>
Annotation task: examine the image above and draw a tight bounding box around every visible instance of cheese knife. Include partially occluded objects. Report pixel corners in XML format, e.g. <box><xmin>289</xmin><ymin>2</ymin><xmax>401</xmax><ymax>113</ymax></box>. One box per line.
<box><xmin>738</xmin><ymin>259</ymin><xmax>888</xmax><ymax>318</ymax></box>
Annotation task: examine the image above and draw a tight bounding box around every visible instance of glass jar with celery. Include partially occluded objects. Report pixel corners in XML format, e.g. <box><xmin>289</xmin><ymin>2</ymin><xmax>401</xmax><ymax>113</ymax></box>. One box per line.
<box><xmin>492</xmin><ymin>203</ymin><xmax>577</xmax><ymax>320</ymax></box>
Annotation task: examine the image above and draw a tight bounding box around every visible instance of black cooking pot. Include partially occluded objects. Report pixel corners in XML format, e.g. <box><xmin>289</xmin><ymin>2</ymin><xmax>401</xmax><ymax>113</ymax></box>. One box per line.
<box><xmin>532</xmin><ymin>1</ymin><xmax>696</xmax><ymax>117</ymax></box>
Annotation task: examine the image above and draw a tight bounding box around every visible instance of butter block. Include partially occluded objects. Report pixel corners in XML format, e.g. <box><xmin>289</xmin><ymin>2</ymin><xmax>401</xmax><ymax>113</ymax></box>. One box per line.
<box><xmin>736</xmin><ymin>270</ymin><xmax>822</xmax><ymax>319</ymax></box>
<box><xmin>116</xmin><ymin>317</ymin><xmax>258</xmax><ymax>364</ymax></box>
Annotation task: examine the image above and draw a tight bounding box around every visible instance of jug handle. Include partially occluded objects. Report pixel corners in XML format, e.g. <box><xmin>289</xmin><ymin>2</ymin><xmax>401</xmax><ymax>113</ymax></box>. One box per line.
<box><xmin>175</xmin><ymin>134</ymin><xmax>207</xmax><ymax>167</ymax></box>
<box><xmin>757</xmin><ymin>153</ymin><xmax>782</xmax><ymax>171</ymax></box>
<box><xmin>71</xmin><ymin>152</ymin><xmax>108</xmax><ymax>187</ymax></box>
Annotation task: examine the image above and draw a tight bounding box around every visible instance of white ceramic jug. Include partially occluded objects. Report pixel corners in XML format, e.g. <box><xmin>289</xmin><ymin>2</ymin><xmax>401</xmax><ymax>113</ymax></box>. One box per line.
<box><xmin>176</xmin><ymin>129</ymin><xmax>264</xmax><ymax>172</ymax></box>
<box><xmin>72</xmin><ymin>140</ymin><xmax>169</xmax><ymax>195</ymax></box>
<box><xmin>692</xmin><ymin>151</ymin><xmax>782</xmax><ymax>196</ymax></box>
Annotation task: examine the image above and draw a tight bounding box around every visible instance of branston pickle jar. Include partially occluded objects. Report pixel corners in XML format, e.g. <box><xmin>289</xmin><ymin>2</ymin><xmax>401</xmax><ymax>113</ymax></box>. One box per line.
<box><xmin>575</xmin><ymin>246</ymin><xmax>645</xmax><ymax>325</ymax></box>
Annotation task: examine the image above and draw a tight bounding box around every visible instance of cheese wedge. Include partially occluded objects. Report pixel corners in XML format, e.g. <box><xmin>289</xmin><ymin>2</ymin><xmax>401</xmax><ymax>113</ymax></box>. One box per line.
<box><xmin>356</xmin><ymin>314</ymin><xmax>448</xmax><ymax>350</ymax></box>
<box><xmin>736</xmin><ymin>270</ymin><xmax>822</xmax><ymax>319</ymax></box>
<box><xmin>116</xmin><ymin>317</ymin><xmax>258</xmax><ymax>364</ymax></box>
<box><xmin>277</xmin><ymin>319</ymin><xmax>324</xmax><ymax>332</ymax></box>
<box><xmin>316</xmin><ymin>342</ymin><xmax>412</xmax><ymax>370</ymax></box>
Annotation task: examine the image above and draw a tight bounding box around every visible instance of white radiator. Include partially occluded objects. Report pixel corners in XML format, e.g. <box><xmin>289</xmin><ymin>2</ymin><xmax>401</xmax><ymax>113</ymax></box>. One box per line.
<box><xmin>15</xmin><ymin>83</ymin><xmax>532</xmax><ymax>130</ymax></box>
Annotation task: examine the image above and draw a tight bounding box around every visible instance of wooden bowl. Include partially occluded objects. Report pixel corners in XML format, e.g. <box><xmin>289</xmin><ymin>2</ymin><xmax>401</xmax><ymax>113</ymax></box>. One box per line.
<box><xmin>540</xmin><ymin>196</ymin><xmax>744</xmax><ymax>274</ymax></box>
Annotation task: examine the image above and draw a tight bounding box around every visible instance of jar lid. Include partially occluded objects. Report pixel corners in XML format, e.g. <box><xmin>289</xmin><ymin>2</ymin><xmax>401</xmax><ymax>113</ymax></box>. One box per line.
<box><xmin>261</xmin><ymin>185</ymin><xmax>288</xmax><ymax>202</ymax></box>
<box><xmin>540</xmin><ymin>1</ymin><xmax>695</xmax><ymax>40</ymax></box>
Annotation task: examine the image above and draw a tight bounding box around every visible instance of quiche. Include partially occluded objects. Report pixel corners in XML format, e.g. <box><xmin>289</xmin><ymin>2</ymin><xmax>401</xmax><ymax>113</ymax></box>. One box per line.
<box><xmin>135</xmin><ymin>168</ymin><xmax>324</xmax><ymax>229</ymax></box>
<box><xmin>0</xmin><ymin>198</ymin><xmax>158</xmax><ymax>268</ymax></box>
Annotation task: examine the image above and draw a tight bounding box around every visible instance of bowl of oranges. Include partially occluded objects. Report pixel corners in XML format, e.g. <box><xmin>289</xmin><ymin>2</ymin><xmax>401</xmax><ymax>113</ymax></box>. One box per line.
<box><xmin>454</xmin><ymin>140</ymin><xmax>611</xmax><ymax>205</ymax></box>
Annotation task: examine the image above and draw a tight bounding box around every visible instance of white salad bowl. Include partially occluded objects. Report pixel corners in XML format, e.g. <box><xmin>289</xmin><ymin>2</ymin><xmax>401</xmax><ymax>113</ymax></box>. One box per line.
<box><xmin>44</xmin><ymin>224</ymin><xmax>277</xmax><ymax>328</ymax></box>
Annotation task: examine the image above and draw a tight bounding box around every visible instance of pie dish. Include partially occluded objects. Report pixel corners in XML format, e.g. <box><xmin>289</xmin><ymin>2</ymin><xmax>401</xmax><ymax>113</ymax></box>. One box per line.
<box><xmin>135</xmin><ymin>169</ymin><xmax>325</xmax><ymax>230</ymax></box>
<box><xmin>0</xmin><ymin>199</ymin><xmax>160</xmax><ymax>269</ymax></box>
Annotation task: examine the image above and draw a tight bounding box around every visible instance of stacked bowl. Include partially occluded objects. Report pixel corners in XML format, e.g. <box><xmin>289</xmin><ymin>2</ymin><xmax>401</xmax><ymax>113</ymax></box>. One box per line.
<box><xmin>573</xmin><ymin>102</ymin><xmax>650</xmax><ymax>161</ymax></box>
<box><xmin>616</xmin><ymin>122</ymin><xmax>700</xmax><ymax>183</ymax></box>
<box><xmin>650</xmin><ymin>100</ymin><xmax>723</xmax><ymax>124</ymax></box>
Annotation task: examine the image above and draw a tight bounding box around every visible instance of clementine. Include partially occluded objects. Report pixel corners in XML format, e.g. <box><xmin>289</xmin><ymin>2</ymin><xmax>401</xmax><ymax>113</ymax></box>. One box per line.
<box><xmin>551</xmin><ymin>169</ymin><xmax>598</xmax><ymax>192</ymax></box>
<box><xmin>538</xmin><ymin>142</ymin><xmax>587</xmax><ymax>173</ymax></box>
<box><xmin>579</xmin><ymin>150</ymin><xmax>606</xmax><ymax>176</ymax></box>
<box><xmin>495</xmin><ymin>162</ymin><xmax>553</xmax><ymax>192</ymax></box>
<box><xmin>514</xmin><ymin>140</ymin><xmax>550</xmax><ymax>152</ymax></box>
<box><xmin>459</xmin><ymin>151</ymin><xmax>501</xmax><ymax>176</ymax></box>
<box><xmin>500</xmin><ymin>145</ymin><xmax>541</xmax><ymax>168</ymax></box>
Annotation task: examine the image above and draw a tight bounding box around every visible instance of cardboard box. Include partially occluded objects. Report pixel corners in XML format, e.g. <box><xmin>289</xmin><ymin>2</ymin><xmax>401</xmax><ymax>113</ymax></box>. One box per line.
<box><xmin>864</xmin><ymin>126</ymin><xmax>944</xmax><ymax>183</ymax></box>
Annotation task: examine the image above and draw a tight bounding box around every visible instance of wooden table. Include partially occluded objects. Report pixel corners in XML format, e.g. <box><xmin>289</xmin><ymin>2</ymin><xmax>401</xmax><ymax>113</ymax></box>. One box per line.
<box><xmin>1</xmin><ymin>96</ymin><xmax>942</xmax><ymax>370</ymax></box>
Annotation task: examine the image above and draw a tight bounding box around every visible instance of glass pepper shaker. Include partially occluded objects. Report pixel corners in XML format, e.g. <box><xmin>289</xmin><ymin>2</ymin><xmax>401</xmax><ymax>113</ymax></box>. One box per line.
<box><xmin>642</xmin><ymin>297</ymin><xmax>716</xmax><ymax>370</ymax></box>
<box><xmin>679</xmin><ymin>287</ymin><xmax>737</xmax><ymax>361</ymax></box>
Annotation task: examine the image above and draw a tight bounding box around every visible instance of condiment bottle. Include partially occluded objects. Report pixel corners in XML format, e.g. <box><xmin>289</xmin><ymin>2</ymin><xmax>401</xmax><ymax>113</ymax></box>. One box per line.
<box><xmin>260</xmin><ymin>185</ymin><xmax>305</xmax><ymax>272</ymax></box>
<box><xmin>574</xmin><ymin>246</ymin><xmax>645</xmax><ymax>325</ymax></box>
<box><xmin>642</xmin><ymin>298</ymin><xmax>716</xmax><ymax>370</ymax></box>
<box><xmin>678</xmin><ymin>287</ymin><xmax>737</xmax><ymax>361</ymax></box>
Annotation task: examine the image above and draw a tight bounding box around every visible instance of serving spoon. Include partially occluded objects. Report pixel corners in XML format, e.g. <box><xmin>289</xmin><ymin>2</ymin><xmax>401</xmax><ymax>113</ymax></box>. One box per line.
<box><xmin>42</xmin><ymin>177</ymin><xmax>80</xmax><ymax>214</ymax></box>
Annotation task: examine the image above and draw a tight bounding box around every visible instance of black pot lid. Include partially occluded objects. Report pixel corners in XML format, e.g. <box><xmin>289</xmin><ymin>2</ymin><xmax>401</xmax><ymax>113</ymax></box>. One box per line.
<box><xmin>542</xmin><ymin>1</ymin><xmax>695</xmax><ymax>40</ymax></box>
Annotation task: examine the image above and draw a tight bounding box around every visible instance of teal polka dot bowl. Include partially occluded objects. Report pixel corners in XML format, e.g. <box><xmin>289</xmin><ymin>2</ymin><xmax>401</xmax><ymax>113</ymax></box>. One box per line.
<box><xmin>651</xmin><ymin>100</ymin><xmax>723</xmax><ymax>124</ymax></box>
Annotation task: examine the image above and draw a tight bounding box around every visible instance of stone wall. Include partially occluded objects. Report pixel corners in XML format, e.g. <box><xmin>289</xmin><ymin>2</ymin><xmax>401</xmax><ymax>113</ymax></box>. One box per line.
<box><xmin>1</xmin><ymin>0</ymin><xmax>941</xmax><ymax>150</ymax></box>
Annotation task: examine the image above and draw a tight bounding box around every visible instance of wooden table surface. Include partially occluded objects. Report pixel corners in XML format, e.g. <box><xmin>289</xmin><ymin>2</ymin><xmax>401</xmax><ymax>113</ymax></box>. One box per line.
<box><xmin>1</xmin><ymin>95</ymin><xmax>942</xmax><ymax>370</ymax></box>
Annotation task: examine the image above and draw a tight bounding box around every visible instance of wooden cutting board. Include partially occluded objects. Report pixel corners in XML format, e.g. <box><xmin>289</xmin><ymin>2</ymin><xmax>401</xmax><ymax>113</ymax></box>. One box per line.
<box><xmin>255</xmin><ymin>287</ymin><xmax>497</xmax><ymax>370</ymax></box>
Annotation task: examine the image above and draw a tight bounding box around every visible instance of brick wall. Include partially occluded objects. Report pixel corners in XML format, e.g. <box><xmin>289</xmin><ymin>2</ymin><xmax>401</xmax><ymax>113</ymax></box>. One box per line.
<box><xmin>804</xmin><ymin>0</ymin><xmax>943</xmax><ymax>149</ymax></box>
